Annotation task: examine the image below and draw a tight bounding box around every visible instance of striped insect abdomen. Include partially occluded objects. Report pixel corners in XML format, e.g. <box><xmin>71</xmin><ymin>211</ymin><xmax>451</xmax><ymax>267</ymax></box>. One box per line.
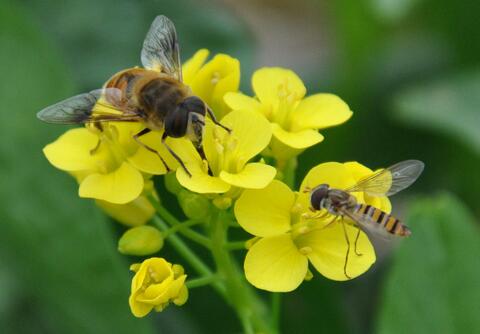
<box><xmin>353</xmin><ymin>204</ymin><xmax>411</xmax><ymax>237</ymax></box>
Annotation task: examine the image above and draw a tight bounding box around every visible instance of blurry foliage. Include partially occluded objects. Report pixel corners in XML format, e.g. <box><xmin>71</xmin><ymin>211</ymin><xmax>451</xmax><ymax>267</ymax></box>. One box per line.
<box><xmin>22</xmin><ymin>0</ymin><xmax>254</xmax><ymax>91</ymax></box>
<box><xmin>0</xmin><ymin>1</ymin><xmax>156</xmax><ymax>333</ymax></box>
<box><xmin>394</xmin><ymin>70</ymin><xmax>480</xmax><ymax>155</ymax></box>
<box><xmin>376</xmin><ymin>193</ymin><xmax>480</xmax><ymax>333</ymax></box>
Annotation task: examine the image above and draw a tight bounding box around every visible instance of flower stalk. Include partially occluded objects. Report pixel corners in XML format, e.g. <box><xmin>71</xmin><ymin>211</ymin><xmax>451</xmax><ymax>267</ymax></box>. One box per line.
<box><xmin>208</xmin><ymin>209</ymin><xmax>275</xmax><ymax>334</ymax></box>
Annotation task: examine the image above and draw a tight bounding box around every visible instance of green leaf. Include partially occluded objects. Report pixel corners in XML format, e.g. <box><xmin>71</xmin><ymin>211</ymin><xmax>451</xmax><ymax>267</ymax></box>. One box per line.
<box><xmin>375</xmin><ymin>193</ymin><xmax>480</xmax><ymax>333</ymax></box>
<box><xmin>0</xmin><ymin>2</ymin><xmax>155</xmax><ymax>333</ymax></box>
<box><xmin>394</xmin><ymin>71</ymin><xmax>480</xmax><ymax>154</ymax></box>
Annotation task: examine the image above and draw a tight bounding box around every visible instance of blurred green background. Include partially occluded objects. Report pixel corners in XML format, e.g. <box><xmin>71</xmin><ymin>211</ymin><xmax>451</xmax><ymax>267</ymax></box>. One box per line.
<box><xmin>1</xmin><ymin>0</ymin><xmax>479</xmax><ymax>333</ymax></box>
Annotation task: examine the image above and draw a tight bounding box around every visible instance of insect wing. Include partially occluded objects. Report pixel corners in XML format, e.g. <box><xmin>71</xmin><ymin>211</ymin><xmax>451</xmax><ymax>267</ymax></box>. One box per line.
<box><xmin>344</xmin><ymin>160</ymin><xmax>424</xmax><ymax>197</ymax></box>
<box><xmin>37</xmin><ymin>88</ymin><xmax>142</xmax><ymax>124</ymax></box>
<box><xmin>340</xmin><ymin>207</ymin><xmax>396</xmax><ymax>241</ymax></box>
<box><xmin>141</xmin><ymin>15</ymin><xmax>182</xmax><ymax>81</ymax></box>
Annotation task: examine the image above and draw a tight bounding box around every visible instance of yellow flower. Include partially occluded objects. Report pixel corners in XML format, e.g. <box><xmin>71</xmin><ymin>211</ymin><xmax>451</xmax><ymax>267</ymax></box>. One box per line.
<box><xmin>183</xmin><ymin>49</ymin><xmax>240</xmax><ymax>119</ymax></box>
<box><xmin>225</xmin><ymin>67</ymin><xmax>352</xmax><ymax>160</ymax></box>
<box><xmin>234</xmin><ymin>162</ymin><xmax>391</xmax><ymax>292</ymax></box>
<box><xmin>171</xmin><ymin>110</ymin><xmax>277</xmax><ymax>194</ymax></box>
<box><xmin>129</xmin><ymin>257</ymin><xmax>188</xmax><ymax>317</ymax></box>
<box><xmin>43</xmin><ymin>123</ymin><xmax>175</xmax><ymax>204</ymax></box>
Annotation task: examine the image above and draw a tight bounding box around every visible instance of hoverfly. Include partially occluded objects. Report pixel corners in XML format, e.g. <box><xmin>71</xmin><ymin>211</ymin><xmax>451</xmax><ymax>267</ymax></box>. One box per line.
<box><xmin>37</xmin><ymin>15</ymin><xmax>229</xmax><ymax>176</ymax></box>
<box><xmin>304</xmin><ymin>160</ymin><xmax>424</xmax><ymax>278</ymax></box>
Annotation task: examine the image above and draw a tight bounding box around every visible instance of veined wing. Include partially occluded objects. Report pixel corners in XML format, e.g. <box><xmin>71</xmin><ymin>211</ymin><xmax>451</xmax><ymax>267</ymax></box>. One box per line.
<box><xmin>37</xmin><ymin>88</ymin><xmax>143</xmax><ymax>124</ymax></box>
<box><xmin>344</xmin><ymin>160</ymin><xmax>424</xmax><ymax>197</ymax></box>
<box><xmin>340</xmin><ymin>207</ymin><xmax>396</xmax><ymax>241</ymax></box>
<box><xmin>141</xmin><ymin>15</ymin><xmax>182</xmax><ymax>81</ymax></box>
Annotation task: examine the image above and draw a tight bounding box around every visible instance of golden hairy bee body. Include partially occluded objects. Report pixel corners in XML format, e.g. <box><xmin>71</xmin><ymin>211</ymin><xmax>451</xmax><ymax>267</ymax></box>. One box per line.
<box><xmin>104</xmin><ymin>67</ymin><xmax>190</xmax><ymax>131</ymax></box>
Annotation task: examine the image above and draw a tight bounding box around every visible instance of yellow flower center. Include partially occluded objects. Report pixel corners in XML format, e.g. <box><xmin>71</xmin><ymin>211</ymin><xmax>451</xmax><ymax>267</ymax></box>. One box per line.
<box><xmin>269</xmin><ymin>79</ymin><xmax>301</xmax><ymax>131</ymax></box>
<box><xmin>89</xmin><ymin>124</ymin><xmax>140</xmax><ymax>174</ymax></box>
<box><xmin>211</xmin><ymin>71</ymin><xmax>221</xmax><ymax>85</ymax></box>
<box><xmin>210</xmin><ymin>127</ymin><xmax>244</xmax><ymax>175</ymax></box>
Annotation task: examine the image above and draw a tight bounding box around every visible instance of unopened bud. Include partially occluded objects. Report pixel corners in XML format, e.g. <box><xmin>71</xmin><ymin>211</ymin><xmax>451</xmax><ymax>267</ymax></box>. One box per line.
<box><xmin>118</xmin><ymin>226</ymin><xmax>164</xmax><ymax>256</ymax></box>
<box><xmin>164</xmin><ymin>172</ymin><xmax>183</xmax><ymax>194</ymax></box>
<box><xmin>178</xmin><ymin>190</ymin><xmax>211</xmax><ymax>220</ymax></box>
<box><xmin>213</xmin><ymin>196</ymin><xmax>232</xmax><ymax>210</ymax></box>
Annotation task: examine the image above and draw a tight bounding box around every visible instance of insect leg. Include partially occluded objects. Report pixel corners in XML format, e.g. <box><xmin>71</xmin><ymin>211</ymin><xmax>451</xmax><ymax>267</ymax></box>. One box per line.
<box><xmin>353</xmin><ymin>227</ymin><xmax>363</xmax><ymax>256</ymax></box>
<box><xmin>90</xmin><ymin>137</ymin><xmax>101</xmax><ymax>155</ymax></box>
<box><xmin>341</xmin><ymin>220</ymin><xmax>352</xmax><ymax>279</ymax></box>
<box><xmin>161</xmin><ymin>132</ymin><xmax>192</xmax><ymax>177</ymax></box>
<box><xmin>204</xmin><ymin>103</ymin><xmax>231</xmax><ymax>133</ymax></box>
<box><xmin>133</xmin><ymin>128</ymin><xmax>171</xmax><ymax>172</ymax></box>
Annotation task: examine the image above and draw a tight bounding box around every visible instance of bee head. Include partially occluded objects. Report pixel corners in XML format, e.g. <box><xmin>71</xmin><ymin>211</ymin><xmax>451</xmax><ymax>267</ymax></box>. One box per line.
<box><xmin>165</xmin><ymin>96</ymin><xmax>206</xmax><ymax>147</ymax></box>
<box><xmin>310</xmin><ymin>184</ymin><xmax>330</xmax><ymax>210</ymax></box>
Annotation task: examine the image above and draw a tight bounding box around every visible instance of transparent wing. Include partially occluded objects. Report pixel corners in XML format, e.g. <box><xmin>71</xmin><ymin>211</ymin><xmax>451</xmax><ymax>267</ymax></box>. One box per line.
<box><xmin>344</xmin><ymin>160</ymin><xmax>424</xmax><ymax>197</ymax></box>
<box><xmin>141</xmin><ymin>15</ymin><xmax>182</xmax><ymax>81</ymax></box>
<box><xmin>340</xmin><ymin>208</ymin><xmax>396</xmax><ymax>241</ymax></box>
<box><xmin>37</xmin><ymin>88</ymin><xmax>142</xmax><ymax>124</ymax></box>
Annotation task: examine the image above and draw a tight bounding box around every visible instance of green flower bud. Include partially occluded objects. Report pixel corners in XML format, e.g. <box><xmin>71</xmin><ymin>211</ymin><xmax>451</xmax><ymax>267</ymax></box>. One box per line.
<box><xmin>118</xmin><ymin>226</ymin><xmax>164</xmax><ymax>256</ymax></box>
<box><xmin>164</xmin><ymin>172</ymin><xmax>183</xmax><ymax>195</ymax></box>
<box><xmin>213</xmin><ymin>196</ymin><xmax>232</xmax><ymax>210</ymax></box>
<box><xmin>178</xmin><ymin>190</ymin><xmax>210</xmax><ymax>220</ymax></box>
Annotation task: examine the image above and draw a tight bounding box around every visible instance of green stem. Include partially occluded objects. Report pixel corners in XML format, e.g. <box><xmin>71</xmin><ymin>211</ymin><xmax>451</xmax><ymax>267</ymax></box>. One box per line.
<box><xmin>271</xmin><ymin>293</ymin><xmax>282</xmax><ymax>331</ymax></box>
<box><xmin>186</xmin><ymin>274</ymin><xmax>219</xmax><ymax>289</ymax></box>
<box><xmin>277</xmin><ymin>157</ymin><xmax>297</xmax><ymax>188</ymax></box>
<box><xmin>163</xmin><ymin>220</ymin><xmax>211</xmax><ymax>248</ymax></box>
<box><xmin>225</xmin><ymin>241</ymin><xmax>247</xmax><ymax>251</ymax></box>
<box><xmin>150</xmin><ymin>215</ymin><xmax>225</xmax><ymax>297</ymax></box>
<box><xmin>208</xmin><ymin>209</ymin><xmax>275</xmax><ymax>334</ymax></box>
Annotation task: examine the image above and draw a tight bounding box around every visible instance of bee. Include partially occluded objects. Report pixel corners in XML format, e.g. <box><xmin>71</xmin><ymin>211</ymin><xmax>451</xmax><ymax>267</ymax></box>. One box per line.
<box><xmin>304</xmin><ymin>160</ymin><xmax>425</xmax><ymax>278</ymax></box>
<box><xmin>37</xmin><ymin>15</ymin><xmax>229</xmax><ymax>176</ymax></box>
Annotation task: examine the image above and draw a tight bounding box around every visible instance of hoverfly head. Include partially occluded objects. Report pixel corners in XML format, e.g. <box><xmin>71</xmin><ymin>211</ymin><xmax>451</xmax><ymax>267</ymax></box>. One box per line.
<box><xmin>310</xmin><ymin>184</ymin><xmax>330</xmax><ymax>211</ymax></box>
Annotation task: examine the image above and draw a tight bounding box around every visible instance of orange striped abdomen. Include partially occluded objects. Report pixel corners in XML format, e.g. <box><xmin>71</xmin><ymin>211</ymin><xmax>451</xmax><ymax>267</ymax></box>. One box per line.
<box><xmin>353</xmin><ymin>204</ymin><xmax>411</xmax><ymax>237</ymax></box>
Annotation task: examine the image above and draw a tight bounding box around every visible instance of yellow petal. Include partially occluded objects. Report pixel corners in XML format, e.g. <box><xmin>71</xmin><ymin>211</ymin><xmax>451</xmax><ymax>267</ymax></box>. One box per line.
<box><xmin>182</xmin><ymin>49</ymin><xmax>209</xmax><ymax>85</ymax></box>
<box><xmin>220</xmin><ymin>163</ymin><xmax>276</xmax><ymax>189</ymax></box>
<box><xmin>272</xmin><ymin>123</ymin><xmax>324</xmax><ymax>149</ymax></box>
<box><xmin>297</xmin><ymin>162</ymin><xmax>361</xmax><ymax>209</ymax></box>
<box><xmin>158</xmin><ymin>137</ymin><xmax>229</xmax><ymax>193</ymax></box>
<box><xmin>96</xmin><ymin>194</ymin><xmax>155</xmax><ymax>227</ymax></box>
<box><xmin>235</xmin><ymin>180</ymin><xmax>294</xmax><ymax>237</ymax></box>
<box><xmin>343</xmin><ymin>162</ymin><xmax>392</xmax><ymax>213</ymax></box>
<box><xmin>244</xmin><ymin>234</ymin><xmax>308</xmax><ymax>292</ymax></box>
<box><xmin>43</xmin><ymin>128</ymin><xmax>99</xmax><ymax>172</ymax></box>
<box><xmin>190</xmin><ymin>54</ymin><xmax>240</xmax><ymax>105</ymax></box>
<box><xmin>79</xmin><ymin>162</ymin><xmax>143</xmax><ymax>204</ymax></box>
<box><xmin>291</xmin><ymin>94</ymin><xmax>352</xmax><ymax>131</ymax></box>
<box><xmin>129</xmin><ymin>295</ymin><xmax>154</xmax><ymax>318</ymax></box>
<box><xmin>221</xmin><ymin>110</ymin><xmax>272</xmax><ymax>162</ymax></box>
<box><xmin>224</xmin><ymin>92</ymin><xmax>263</xmax><ymax>113</ymax></box>
<box><xmin>295</xmin><ymin>223</ymin><xmax>376</xmax><ymax>281</ymax></box>
<box><xmin>211</xmin><ymin>69</ymin><xmax>241</xmax><ymax>117</ymax></box>
<box><xmin>127</xmin><ymin>130</ymin><xmax>177</xmax><ymax>175</ymax></box>
<box><xmin>177</xmin><ymin>167</ymin><xmax>231</xmax><ymax>194</ymax></box>
<box><xmin>252</xmin><ymin>67</ymin><xmax>306</xmax><ymax>106</ymax></box>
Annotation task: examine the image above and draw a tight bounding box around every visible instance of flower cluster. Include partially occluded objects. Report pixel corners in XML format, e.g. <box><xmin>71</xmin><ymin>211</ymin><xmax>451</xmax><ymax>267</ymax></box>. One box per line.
<box><xmin>42</xmin><ymin>47</ymin><xmax>394</xmax><ymax>325</ymax></box>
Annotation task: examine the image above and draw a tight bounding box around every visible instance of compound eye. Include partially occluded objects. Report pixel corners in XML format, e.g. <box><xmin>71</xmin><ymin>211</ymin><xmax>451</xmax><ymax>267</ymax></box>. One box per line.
<box><xmin>182</xmin><ymin>96</ymin><xmax>206</xmax><ymax>115</ymax></box>
<box><xmin>310</xmin><ymin>184</ymin><xmax>329</xmax><ymax>210</ymax></box>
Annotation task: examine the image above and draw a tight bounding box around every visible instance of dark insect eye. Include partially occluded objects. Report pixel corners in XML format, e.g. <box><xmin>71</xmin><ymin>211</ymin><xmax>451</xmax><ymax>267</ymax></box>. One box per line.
<box><xmin>181</xmin><ymin>96</ymin><xmax>206</xmax><ymax>115</ymax></box>
<box><xmin>310</xmin><ymin>184</ymin><xmax>329</xmax><ymax>210</ymax></box>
